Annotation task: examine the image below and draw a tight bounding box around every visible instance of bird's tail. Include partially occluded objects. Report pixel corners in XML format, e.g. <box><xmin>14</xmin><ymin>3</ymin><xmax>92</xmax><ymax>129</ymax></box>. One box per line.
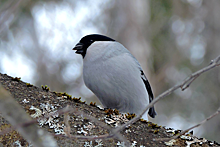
<box><xmin>148</xmin><ymin>107</ymin><xmax>157</xmax><ymax>118</ymax></box>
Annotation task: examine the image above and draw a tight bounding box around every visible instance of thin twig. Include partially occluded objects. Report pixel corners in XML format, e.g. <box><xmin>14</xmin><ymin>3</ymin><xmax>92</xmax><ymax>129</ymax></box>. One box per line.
<box><xmin>62</xmin><ymin>106</ymin><xmax>130</xmax><ymax>146</ymax></box>
<box><xmin>63</xmin><ymin>105</ymin><xmax>71</xmax><ymax>137</ymax></box>
<box><xmin>181</xmin><ymin>74</ymin><xmax>199</xmax><ymax>90</ymax></box>
<box><xmin>0</xmin><ymin>104</ymin><xmax>130</xmax><ymax>146</ymax></box>
<box><xmin>112</xmin><ymin>55</ymin><xmax>220</xmax><ymax>135</ymax></box>
<box><xmin>154</xmin><ymin>106</ymin><xmax>220</xmax><ymax>142</ymax></box>
<box><xmin>56</xmin><ymin>133</ymin><xmax>112</xmax><ymax>140</ymax></box>
<box><xmin>0</xmin><ymin>106</ymin><xmax>68</xmax><ymax>136</ymax></box>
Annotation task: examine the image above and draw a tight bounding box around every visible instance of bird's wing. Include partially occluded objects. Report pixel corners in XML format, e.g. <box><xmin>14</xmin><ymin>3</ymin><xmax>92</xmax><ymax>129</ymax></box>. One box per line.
<box><xmin>140</xmin><ymin>70</ymin><xmax>157</xmax><ymax>118</ymax></box>
<box><xmin>117</xmin><ymin>45</ymin><xmax>157</xmax><ymax>118</ymax></box>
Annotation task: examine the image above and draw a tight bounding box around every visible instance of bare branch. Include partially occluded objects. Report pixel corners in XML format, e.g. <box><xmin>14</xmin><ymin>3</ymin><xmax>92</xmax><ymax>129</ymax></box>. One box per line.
<box><xmin>0</xmin><ymin>103</ymin><xmax>130</xmax><ymax>146</ymax></box>
<box><xmin>63</xmin><ymin>105</ymin><xmax>71</xmax><ymax>137</ymax></box>
<box><xmin>0</xmin><ymin>85</ymin><xmax>58</xmax><ymax>147</ymax></box>
<box><xmin>154</xmin><ymin>106</ymin><xmax>220</xmax><ymax>142</ymax></box>
<box><xmin>112</xmin><ymin>55</ymin><xmax>220</xmax><ymax>135</ymax></box>
<box><xmin>59</xmin><ymin>106</ymin><xmax>131</xmax><ymax>146</ymax></box>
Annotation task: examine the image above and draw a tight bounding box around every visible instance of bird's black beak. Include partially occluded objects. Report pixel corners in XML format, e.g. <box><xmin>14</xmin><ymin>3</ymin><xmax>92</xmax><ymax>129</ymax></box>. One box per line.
<box><xmin>72</xmin><ymin>43</ymin><xmax>84</xmax><ymax>54</ymax></box>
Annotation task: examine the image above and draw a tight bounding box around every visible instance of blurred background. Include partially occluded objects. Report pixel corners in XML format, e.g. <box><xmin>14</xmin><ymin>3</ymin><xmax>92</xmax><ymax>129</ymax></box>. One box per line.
<box><xmin>0</xmin><ymin>0</ymin><xmax>220</xmax><ymax>142</ymax></box>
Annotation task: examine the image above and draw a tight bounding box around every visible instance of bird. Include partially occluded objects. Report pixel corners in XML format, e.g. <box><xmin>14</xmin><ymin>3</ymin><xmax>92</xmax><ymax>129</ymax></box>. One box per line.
<box><xmin>72</xmin><ymin>34</ymin><xmax>156</xmax><ymax>119</ymax></box>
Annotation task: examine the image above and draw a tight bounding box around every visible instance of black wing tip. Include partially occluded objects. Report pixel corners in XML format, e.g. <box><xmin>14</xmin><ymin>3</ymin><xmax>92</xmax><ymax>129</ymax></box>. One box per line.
<box><xmin>148</xmin><ymin>107</ymin><xmax>157</xmax><ymax>118</ymax></box>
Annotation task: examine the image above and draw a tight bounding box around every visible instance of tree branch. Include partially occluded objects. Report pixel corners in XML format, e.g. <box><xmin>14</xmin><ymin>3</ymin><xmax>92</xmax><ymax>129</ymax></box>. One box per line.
<box><xmin>154</xmin><ymin>106</ymin><xmax>220</xmax><ymax>142</ymax></box>
<box><xmin>0</xmin><ymin>85</ymin><xmax>58</xmax><ymax>147</ymax></box>
<box><xmin>112</xmin><ymin>55</ymin><xmax>220</xmax><ymax>135</ymax></box>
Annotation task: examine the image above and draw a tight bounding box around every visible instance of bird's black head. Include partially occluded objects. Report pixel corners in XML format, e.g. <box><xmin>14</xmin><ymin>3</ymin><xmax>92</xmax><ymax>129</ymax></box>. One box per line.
<box><xmin>72</xmin><ymin>34</ymin><xmax>115</xmax><ymax>58</ymax></box>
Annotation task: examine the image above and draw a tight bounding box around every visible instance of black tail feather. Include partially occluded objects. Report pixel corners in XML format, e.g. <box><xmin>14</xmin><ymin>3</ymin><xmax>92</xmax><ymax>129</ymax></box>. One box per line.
<box><xmin>148</xmin><ymin>107</ymin><xmax>157</xmax><ymax>118</ymax></box>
